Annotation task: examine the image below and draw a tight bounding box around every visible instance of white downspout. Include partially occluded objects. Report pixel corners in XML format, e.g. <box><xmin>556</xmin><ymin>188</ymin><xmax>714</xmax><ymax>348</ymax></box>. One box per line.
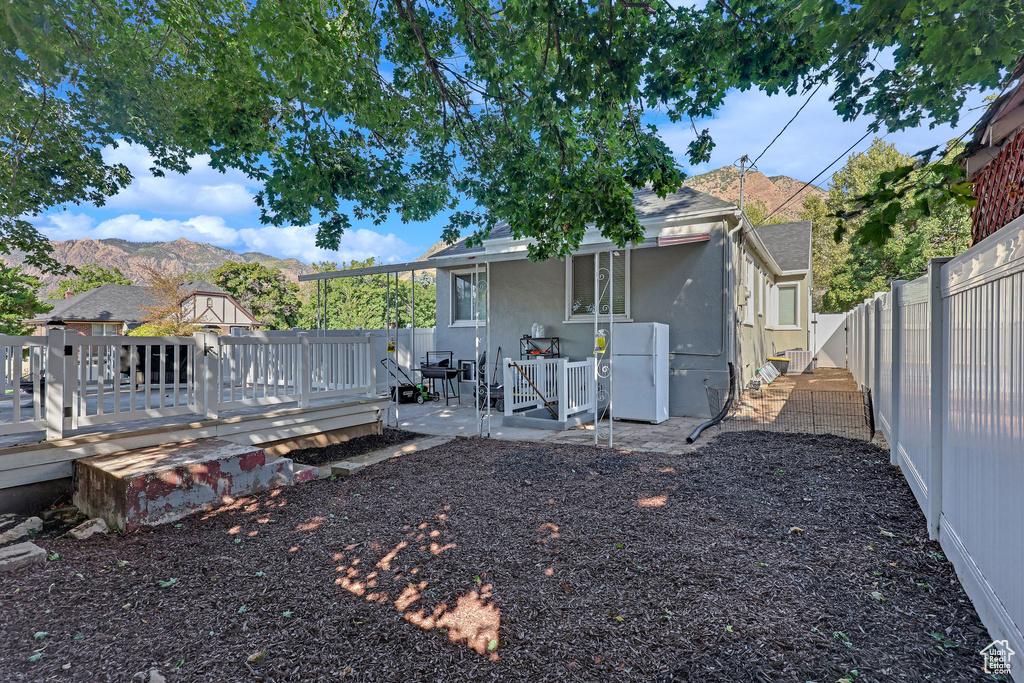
<box><xmin>726</xmin><ymin>217</ymin><xmax>744</xmax><ymax>399</ymax></box>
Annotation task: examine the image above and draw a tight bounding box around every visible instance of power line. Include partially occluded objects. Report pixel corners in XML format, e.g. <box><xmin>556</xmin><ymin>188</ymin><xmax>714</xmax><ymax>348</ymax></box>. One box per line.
<box><xmin>762</xmin><ymin>129</ymin><xmax>874</xmax><ymax>222</ymax></box>
<box><xmin>751</xmin><ymin>80</ymin><xmax>826</xmax><ymax>167</ymax></box>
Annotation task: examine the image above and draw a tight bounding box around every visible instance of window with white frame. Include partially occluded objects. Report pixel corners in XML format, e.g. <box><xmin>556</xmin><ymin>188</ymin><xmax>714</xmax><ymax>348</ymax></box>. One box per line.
<box><xmin>450</xmin><ymin>270</ymin><xmax>486</xmax><ymax>325</ymax></box>
<box><xmin>566</xmin><ymin>251</ymin><xmax>629</xmax><ymax>320</ymax></box>
<box><xmin>776</xmin><ymin>283</ymin><xmax>799</xmax><ymax>327</ymax></box>
<box><xmin>757</xmin><ymin>269</ymin><xmax>764</xmax><ymax>317</ymax></box>
<box><xmin>91</xmin><ymin>323</ymin><xmax>120</xmax><ymax>336</ymax></box>
<box><xmin>743</xmin><ymin>256</ymin><xmax>754</xmax><ymax>325</ymax></box>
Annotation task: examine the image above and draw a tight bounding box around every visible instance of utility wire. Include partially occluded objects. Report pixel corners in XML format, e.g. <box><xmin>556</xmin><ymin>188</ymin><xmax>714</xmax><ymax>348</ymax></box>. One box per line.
<box><xmin>751</xmin><ymin>80</ymin><xmax>826</xmax><ymax>168</ymax></box>
<box><xmin>762</xmin><ymin>129</ymin><xmax>874</xmax><ymax>222</ymax></box>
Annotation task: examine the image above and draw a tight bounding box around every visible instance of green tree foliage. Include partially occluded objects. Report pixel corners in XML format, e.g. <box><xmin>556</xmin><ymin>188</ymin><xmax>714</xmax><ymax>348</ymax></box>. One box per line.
<box><xmin>207</xmin><ymin>261</ymin><xmax>301</xmax><ymax>330</ymax></box>
<box><xmin>4</xmin><ymin>0</ymin><xmax>1021</xmax><ymax>263</ymax></box>
<box><xmin>300</xmin><ymin>260</ymin><xmax>436</xmax><ymax>330</ymax></box>
<box><xmin>0</xmin><ymin>264</ymin><xmax>52</xmax><ymax>334</ymax></box>
<box><xmin>801</xmin><ymin>139</ymin><xmax>972</xmax><ymax>312</ymax></box>
<box><xmin>744</xmin><ymin>199</ymin><xmax>788</xmax><ymax>226</ymax></box>
<box><xmin>56</xmin><ymin>264</ymin><xmax>131</xmax><ymax>296</ymax></box>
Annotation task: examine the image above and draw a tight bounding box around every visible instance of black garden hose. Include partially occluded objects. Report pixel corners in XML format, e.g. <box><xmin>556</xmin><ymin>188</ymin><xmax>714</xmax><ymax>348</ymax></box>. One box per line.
<box><xmin>686</xmin><ymin>362</ymin><xmax>736</xmax><ymax>444</ymax></box>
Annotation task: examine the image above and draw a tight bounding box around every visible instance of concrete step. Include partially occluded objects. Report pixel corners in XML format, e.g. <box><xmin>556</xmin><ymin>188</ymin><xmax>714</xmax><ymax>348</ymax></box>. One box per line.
<box><xmin>74</xmin><ymin>439</ymin><xmax>315</xmax><ymax>532</ymax></box>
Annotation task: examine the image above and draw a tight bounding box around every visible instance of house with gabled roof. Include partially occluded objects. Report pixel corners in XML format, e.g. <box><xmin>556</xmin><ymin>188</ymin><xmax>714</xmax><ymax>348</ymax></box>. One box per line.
<box><xmin>424</xmin><ymin>187</ymin><xmax>813</xmax><ymax>417</ymax></box>
<box><xmin>26</xmin><ymin>280</ymin><xmax>261</xmax><ymax>336</ymax></box>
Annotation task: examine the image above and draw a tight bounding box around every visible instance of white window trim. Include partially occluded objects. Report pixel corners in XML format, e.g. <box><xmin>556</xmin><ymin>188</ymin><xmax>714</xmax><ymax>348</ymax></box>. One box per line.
<box><xmin>563</xmin><ymin>251</ymin><xmax>632</xmax><ymax>323</ymax></box>
<box><xmin>770</xmin><ymin>282</ymin><xmax>801</xmax><ymax>330</ymax></box>
<box><xmin>756</xmin><ymin>269</ymin><xmax>764</xmax><ymax>318</ymax></box>
<box><xmin>449</xmin><ymin>268</ymin><xmax>486</xmax><ymax>327</ymax></box>
<box><xmin>91</xmin><ymin>322</ymin><xmax>120</xmax><ymax>336</ymax></box>
<box><xmin>743</xmin><ymin>256</ymin><xmax>754</xmax><ymax>326</ymax></box>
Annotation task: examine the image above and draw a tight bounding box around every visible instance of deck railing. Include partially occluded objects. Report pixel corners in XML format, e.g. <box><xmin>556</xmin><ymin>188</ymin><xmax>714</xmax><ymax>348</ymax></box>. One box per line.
<box><xmin>0</xmin><ymin>336</ymin><xmax>46</xmax><ymax>435</ymax></box>
<box><xmin>503</xmin><ymin>357</ymin><xmax>596</xmax><ymax>422</ymax></box>
<box><xmin>69</xmin><ymin>333</ymin><xmax>197</xmax><ymax>428</ymax></box>
<box><xmin>0</xmin><ymin>329</ymin><xmax>377</xmax><ymax>440</ymax></box>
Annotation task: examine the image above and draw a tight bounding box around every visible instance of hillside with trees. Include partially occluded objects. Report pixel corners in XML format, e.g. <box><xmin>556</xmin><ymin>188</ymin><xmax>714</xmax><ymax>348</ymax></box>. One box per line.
<box><xmin>800</xmin><ymin>139</ymin><xmax>972</xmax><ymax>313</ymax></box>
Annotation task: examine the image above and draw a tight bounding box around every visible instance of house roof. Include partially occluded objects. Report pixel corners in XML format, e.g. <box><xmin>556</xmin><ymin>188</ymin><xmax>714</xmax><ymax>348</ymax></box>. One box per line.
<box><xmin>429</xmin><ymin>186</ymin><xmax>737</xmax><ymax>259</ymax></box>
<box><xmin>753</xmin><ymin>221</ymin><xmax>812</xmax><ymax>272</ymax></box>
<box><xmin>182</xmin><ymin>280</ymin><xmax>227</xmax><ymax>296</ymax></box>
<box><xmin>36</xmin><ymin>285</ymin><xmax>156</xmax><ymax>323</ymax></box>
<box><xmin>32</xmin><ymin>280</ymin><xmax>230</xmax><ymax>324</ymax></box>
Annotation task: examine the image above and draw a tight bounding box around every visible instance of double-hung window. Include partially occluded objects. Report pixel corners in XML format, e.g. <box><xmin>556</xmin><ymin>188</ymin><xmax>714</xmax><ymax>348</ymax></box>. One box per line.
<box><xmin>565</xmin><ymin>251</ymin><xmax>630</xmax><ymax>321</ymax></box>
<box><xmin>91</xmin><ymin>323</ymin><xmax>120</xmax><ymax>336</ymax></box>
<box><xmin>776</xmin><ymin>284</ymin><xmax>799</xmax><ymax>328</ymax></box>
<box><xmin>450</xmin><ymin>270</ymin><xmax>486</xmax><ymax>326</ymax></box>
<box><xmin>743</xmin><ymin>257</ymin><xmax>754</xmax><ymax>325</ymax></box>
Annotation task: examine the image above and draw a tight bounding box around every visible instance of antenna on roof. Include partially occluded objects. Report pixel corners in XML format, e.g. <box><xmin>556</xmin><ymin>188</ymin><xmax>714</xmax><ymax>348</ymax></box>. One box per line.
<box><xmin>735</xmin><ymin>155</ymin><xmax>757</xmax><ymax>214</ymax></box>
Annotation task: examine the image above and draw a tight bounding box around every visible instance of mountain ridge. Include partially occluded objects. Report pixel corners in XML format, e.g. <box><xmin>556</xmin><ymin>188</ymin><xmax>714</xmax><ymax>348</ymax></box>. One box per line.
<box><xmin>4</xmin><ymin>238</ymin><xmax>318</xmax><ymax>294</ymax></box>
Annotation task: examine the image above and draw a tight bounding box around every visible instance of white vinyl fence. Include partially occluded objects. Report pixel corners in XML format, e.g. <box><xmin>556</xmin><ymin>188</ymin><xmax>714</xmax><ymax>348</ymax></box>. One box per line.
<box><xmin>236</xmin><ymin>328</ymin><xmax>434</xmax><ymax>393</ymax></box>
<box><xmin>503</xmin><ymin>357</ymin><xmax>596</xmax><ymax>422</ymax></box>
<box><xmin>0</xmin><ymin>329</ymin><xmax>377</xmax><ymax>440</ymax></box>
<box><xmin>845</xmin><ymin>215</ymin><xmax>1024</xmax><ymax>677</ymax></box>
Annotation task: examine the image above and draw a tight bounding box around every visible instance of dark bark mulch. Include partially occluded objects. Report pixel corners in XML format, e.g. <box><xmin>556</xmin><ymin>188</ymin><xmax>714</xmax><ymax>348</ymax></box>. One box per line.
<box><xmin>0</xmin><ymin>433</ymin><xmax>994</xmax><ymax>682</ymax></box>
<box><xmin>286</xmin><ymin>428</ymin><xmax>422</xmax><ymax>467</ymax></box>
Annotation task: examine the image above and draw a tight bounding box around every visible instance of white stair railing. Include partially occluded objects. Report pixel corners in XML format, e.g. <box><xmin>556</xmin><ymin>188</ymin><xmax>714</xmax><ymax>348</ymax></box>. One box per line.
<box><xmin>503</xmin><ymin>357</ymin><xmax>596</xmax><ymax>421</ymax></box>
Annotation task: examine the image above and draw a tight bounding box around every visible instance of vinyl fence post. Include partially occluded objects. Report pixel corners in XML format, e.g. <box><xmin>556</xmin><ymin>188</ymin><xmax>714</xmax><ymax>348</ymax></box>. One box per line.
<box><xmin>191</xmin><ymin>332</ymin><xmax>207</xmax><ymax>418</ymax></box>
<box><xmin>889</xmin><ymin>281</ymin><xmax>907</xmax><ymax>466</ymax></box>
<box><xmin>200</xmin><ymin>331</ymin><xmax>219</xmax><ymax>420</ymax></box>
<box><xmin>365</xmin><ymin>334</ymin><xmax>376</xmax><ymax>398</ymax></box>
<box><xmin>503</xmin><ymin>358</ymin><xmax>513</xmax><ymax>416</ymax></box>
<box><xmin>557</xmin><ymin>358</ymin><xmax>568</xmax><ymax>424</ymax></box>
<box><xmin>872</xmin><ymin>295</ymin><xmax>883</xmax><ymax>433</ymax></box>
<box><xmin>298</xmin><ymin>332</ymin><xmax>311</xmax><ymax>409</ymax></box>
<box><xmin>44</xmin><ymin>328</ymin><xmax>65</xmax><ymax>441</ymax></box>
<box><xmin>926</xmin><ymin>258</ymin><xmax>951</xmax><ymax>540</ymax></box>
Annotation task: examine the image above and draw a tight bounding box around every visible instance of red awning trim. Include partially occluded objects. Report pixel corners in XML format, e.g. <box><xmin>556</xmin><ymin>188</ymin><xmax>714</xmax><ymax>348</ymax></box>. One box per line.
<box><xmin>657</xmin><ymin>232</ymin><xmax>711</xmax><ymax>247</ymax></box>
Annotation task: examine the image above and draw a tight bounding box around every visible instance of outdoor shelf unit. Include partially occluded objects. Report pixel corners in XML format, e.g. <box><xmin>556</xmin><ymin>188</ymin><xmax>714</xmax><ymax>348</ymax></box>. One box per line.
<box><xmin>520</xmin><ymin>336</ymin><xmax>560</xmax><ymax>359</ymax></box>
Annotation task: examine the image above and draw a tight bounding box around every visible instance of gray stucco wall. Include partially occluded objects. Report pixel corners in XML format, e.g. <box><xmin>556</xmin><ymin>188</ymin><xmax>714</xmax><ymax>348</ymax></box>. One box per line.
<box><xmin>434</xmin><ymin>229</ymin><xmax>731</xmax><ymax>418</ymax></box>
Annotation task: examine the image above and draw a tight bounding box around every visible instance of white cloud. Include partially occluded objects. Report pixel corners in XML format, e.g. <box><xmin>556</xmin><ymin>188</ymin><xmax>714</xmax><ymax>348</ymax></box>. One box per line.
<box><xmin>101</xmin><ymin>143</ymin><xmax>257</xmax><ymax>215</ymax></box>
<box><xmin>238</xmin><ymin>224</ymin><xmax>421</xmax><ymax>264</ymax></box>
<box><xmin>33</xmin><ymin>212</ymin><xmax>423</xmax><ymax>264</ymax></box>
<box><xmin>91</xmin><ymin>214</ymin><xmax>241</xmax><ymax>246</ymax></box>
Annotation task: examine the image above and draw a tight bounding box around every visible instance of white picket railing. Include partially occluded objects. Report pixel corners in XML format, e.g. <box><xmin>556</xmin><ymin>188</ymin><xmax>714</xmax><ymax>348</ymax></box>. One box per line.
<box><xmin>0</xmin><ymin>336</ymin><xmax>46</xmax><ymax>435</ymax></box>
<box><xmin>0</xmin><ymin>328</ymin><xmax>378</xmax><ymax>441</ymax></box>
<box><xmin>307</xmin><ymin>336</ymin><xmax>374</xmax><ymax>400</ymax></box>
<box><xmin>215</xmin><ymin>334</ymin><xmax>303</xmax><ymax>410</ymax></box>
<box><xmin>562</xmin><ymin>359</ymin><xmax>596</xmax><ymax>419</ymax></box>
<box><xmin>503</xmin><ymin>357</ymin><xmax>596</xmax><ymax>422</ymax></box>
<box><xmin>69</xmin><ymin>334</ymin><xmax>197</xmax><ymax>427</ymax></box>
<box><xmin>844</xmin><ymin>214</ymin><xmax>1024</xmax><ymax>678</ymax></box>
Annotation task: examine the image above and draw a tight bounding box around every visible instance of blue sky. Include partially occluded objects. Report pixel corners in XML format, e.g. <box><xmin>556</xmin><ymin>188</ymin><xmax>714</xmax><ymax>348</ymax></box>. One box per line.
<box><xmin>33</xmin><ymin>84</ymin><xmax>986</xmax><ymax>265</ymax></box>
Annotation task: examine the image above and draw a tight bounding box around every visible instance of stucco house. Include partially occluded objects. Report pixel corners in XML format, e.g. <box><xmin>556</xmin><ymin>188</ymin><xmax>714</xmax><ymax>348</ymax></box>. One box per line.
<box><xmin>27</xmin><ymin>281</ymin><xmax>261</xmax><ymax>336</ymax></box>
<box><xmin>426</xmin><ymin>187</ymin><xmax>812</xmax><ymax>418</ymax></box>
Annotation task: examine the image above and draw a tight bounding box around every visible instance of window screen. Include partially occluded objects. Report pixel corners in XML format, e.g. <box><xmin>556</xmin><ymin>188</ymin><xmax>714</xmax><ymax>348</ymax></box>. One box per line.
<box><xmin>570</xmin><ymin>252</ymin><xmax>626</xmax><ymax>317</ymax></box>
<box><xmin>778</xmin><ymin>285</ymin><xmax>797</xmax><ymax>327</ymax></box>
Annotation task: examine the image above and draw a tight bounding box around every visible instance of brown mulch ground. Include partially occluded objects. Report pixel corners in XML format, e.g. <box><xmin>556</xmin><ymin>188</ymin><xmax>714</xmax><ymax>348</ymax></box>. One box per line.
<box><xmin>286</xmin><ymin>428</ymin><xmax>422</xmax><ymax>467</ymax></box>
<box><xmin>0</xmin><ymin>433</ymin><xmax>994</xmax><ymax>682</ymax></box>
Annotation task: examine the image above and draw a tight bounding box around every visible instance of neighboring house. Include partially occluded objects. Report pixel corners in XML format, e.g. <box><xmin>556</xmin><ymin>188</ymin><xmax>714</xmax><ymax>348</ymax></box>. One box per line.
<box><xmin>26</xmin><ymin>281</ymin><xmax>261</xmax><ymax>336</ymax></box>
<box><xmin>428</xmin><ymin>187</ymin><xmax>813</xmax><ymax>418</ymax></box>
<box><xmin>964</xmin><ymin>54</ymin><xmax>1024</xmax><ymax>244</ymax></box>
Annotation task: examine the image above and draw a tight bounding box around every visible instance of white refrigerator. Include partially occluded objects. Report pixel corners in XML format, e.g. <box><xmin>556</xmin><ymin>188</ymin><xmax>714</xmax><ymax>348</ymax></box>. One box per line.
<box><xmin>610</xmin><ymin>322</ymin><xmax>669</xmax><ymax>424</ymax></box>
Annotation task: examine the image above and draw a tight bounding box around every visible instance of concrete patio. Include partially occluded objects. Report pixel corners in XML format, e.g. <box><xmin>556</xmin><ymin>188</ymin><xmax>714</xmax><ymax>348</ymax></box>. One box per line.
<box><xmin>388</xmin><ymin>400</ymin><xmax>706</xmax><ymax>454</ymax></box>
